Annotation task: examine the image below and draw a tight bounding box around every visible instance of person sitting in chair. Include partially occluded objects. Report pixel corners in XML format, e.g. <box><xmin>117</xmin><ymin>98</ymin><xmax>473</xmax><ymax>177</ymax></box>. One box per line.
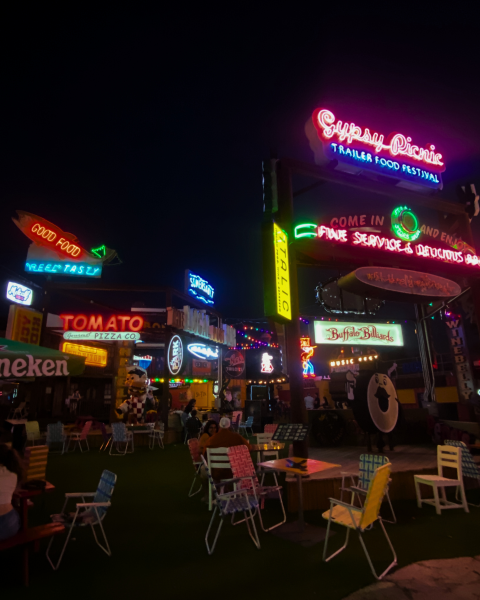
<box><xmin>0</xmin><ymin>444</ymin><xmax>24</xmax><ymax>541</ymax></box>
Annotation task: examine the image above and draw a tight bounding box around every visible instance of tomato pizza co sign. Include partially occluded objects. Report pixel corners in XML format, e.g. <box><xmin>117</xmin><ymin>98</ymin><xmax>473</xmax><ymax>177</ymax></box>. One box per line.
<box><xmin>314</xmin><ymin>321</ymin><xmax>404</xmax><ymax>347</ymax></box>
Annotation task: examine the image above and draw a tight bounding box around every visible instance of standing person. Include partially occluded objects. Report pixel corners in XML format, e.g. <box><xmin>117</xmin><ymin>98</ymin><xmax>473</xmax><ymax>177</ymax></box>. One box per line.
<box><xmin>185</xmin><ymin>409</ymin><xmax>202</xmax><ymax>440</ymax></box>
<box><xmin>0</xmin><ymin>444</ymin><xmax>23</xmax><ymax>541</ymax></box>
<box><xmin>304</xmin><ymin>393</ymin><xmax>314</xmax><ymax>410</ymax></box>
<box><xmin>199</xmin><ymin>419</ymin><xmax>218</xmax><ymax>454</ymax></box>
<box><xmin>181</xmin><ymin>399</ymin><xmax>196</xmax><ymax>428</ymax></box>
<box><xmin>314</xmin><ymin>392</ymin><xmax>321</xmax><ymax>409</ymax></box>
<box><xmin>71</xmin><ymin>390</ymin><xmax>82</xmax><ymax>415</ymax></box>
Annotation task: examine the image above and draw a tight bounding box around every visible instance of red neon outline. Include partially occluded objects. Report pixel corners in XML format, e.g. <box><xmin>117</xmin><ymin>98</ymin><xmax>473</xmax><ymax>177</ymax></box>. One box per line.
<box><xmin>312</xmin><ymin>108</ymin><xmax>445</xmax><ymax>173</ymax></box>
<box><xmin>60</xmin><ymin>314</ymin><xmax>145</xmax><ymax>332</ymax></box>
<box><xmin>72</xmin><ymin>314</ymin><xmax>88</xmax><ymax>331</ymax></box>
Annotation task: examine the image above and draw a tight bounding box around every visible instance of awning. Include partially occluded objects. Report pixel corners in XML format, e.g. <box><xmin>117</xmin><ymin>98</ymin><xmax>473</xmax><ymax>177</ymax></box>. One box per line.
<box><xmin>0</xmin><ymin>338</ymin><xmax>86</xmax><ymax>379</ymax></box>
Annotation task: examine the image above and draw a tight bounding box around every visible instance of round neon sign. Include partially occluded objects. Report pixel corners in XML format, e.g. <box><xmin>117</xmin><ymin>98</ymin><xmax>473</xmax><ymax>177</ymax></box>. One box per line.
<box><xmin>391</xmin><ymin>206</ymin><xmax>421</xmax><ymax>242</ymax></box>
<box><xmin>167</xmin><ymin>335</ymin><xmax>183</xmax><ymax>376</ymax></box>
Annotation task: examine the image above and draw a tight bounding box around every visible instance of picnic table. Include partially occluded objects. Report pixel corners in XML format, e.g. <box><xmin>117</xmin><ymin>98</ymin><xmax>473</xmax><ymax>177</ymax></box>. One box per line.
<box><xmin>14</xmin><ymin>483</ymin><xmax>55</xmax><ymax>531</ymax></box>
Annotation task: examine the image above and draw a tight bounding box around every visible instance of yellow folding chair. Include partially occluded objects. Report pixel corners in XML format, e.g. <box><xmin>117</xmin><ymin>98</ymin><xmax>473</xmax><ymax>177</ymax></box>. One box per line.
<box><xmin>322</xmin><ymin>462</ymin><xmax>397</xmax><ymax>580</ymax></box>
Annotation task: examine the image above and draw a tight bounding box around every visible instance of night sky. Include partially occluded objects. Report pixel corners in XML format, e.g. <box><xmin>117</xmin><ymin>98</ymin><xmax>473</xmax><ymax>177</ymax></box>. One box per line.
<box><xmin>2</xmin><ymin>7</ymin><xmax>480</xmax><ymax>325</ymax></box>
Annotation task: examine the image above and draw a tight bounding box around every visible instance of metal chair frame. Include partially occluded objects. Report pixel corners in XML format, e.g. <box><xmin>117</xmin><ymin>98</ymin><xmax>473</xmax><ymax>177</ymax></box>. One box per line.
<box><xmin>201</xmin><ymin>457</ymin><xmax>260</xmax><ymax>555</ymax></box>
<box><xmin>323</xmin><ymin>463</ymin><xmax>397</xmax><ymax>581</ymax></box>
<box><xmin>239</xmin><ymin>416</ymin><xmax>254</xmax><ymax>437</ymax></box>
<box><xmin>187</xmin><ymin>438</ymin><xmax>203</xmax><ymax>497</ymax></box>
<box><xmin>109</xmin><ymin>423</ymin><xmax>133</xmax><ymax>455</ymax></box>
<box><xmin>66</xmin><ymin>421</ymin><xmax>92</xmax><ymax>453</ymax></box>
<box><xmin>149</xmin><ymin>423</ymin><xmax>165</xmax><ymax>449</ymax></box>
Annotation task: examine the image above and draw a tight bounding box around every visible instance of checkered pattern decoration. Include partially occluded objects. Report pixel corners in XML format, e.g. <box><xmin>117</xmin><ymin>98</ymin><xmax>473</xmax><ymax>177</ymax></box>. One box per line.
<box><xmin>124</xmin><ymin>397</ymin><xmax>146</xmax><ymax>421</ymax></box>
<box><xmin>47</xmin><ymin>422</ymin><xmax>64</xmax><ymax>444</ymax></box>
<box><xmin>445</xmin><ymin>440</ymin><xmax>480</xmax><ymax>480</ymax></box>
<box><xmin>264</xmin><ymin>424</ymin><xmax>278</xmax><ymax>434</ymax></box>
<box><xmin>359</xmin><ymin>454</ymin><xmax>389</xmax><ymax>490</ymax></box>
<box><xmin>111</xmin><ymin>423</ymin><xmax>128</xmax><ymax>443</ymax></box>
<box><xmin>228</xmin><ymin>446</ymin><xmax>259</xmax><ymax>492</ymax></box>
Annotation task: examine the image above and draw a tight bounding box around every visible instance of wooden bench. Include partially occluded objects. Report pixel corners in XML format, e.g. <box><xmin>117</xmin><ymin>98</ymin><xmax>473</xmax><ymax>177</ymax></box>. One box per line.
<box><xmin>0</xmin><ymin>523</ymin><xmax>65</xmax><ymax>586</ymax></box>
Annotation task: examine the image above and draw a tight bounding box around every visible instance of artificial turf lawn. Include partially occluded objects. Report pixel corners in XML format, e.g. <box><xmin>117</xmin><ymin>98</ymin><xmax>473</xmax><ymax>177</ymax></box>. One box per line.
<box><xmin>3</xmin><ymin>444</ymin><xmax>480</xmax><ymax>600</ymax></box>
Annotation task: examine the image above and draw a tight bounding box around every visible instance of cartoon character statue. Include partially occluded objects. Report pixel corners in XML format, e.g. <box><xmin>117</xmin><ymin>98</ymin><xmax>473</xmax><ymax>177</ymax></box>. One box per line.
<box><xmin>116</xmin><ymin>366</ymin><xmax>148</xmax><ymax>424</ymax></box>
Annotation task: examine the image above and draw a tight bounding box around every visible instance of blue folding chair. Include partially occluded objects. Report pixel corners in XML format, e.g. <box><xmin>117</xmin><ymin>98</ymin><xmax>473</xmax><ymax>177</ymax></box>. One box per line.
<box><xmin>109</xmin><ymin>422</ymin><xmax>133</xmax><ymax>455</ymax></box>
<box><xmin>47</xmin><ymin>470</ymin><xmax>117</xmax><ymax>570</ymax></box>
<box><xmin>239</xmin><ymin>416</ymin><xmax>254</xmax><ymax>437</ymax></box>
<box><xmin>46</xmin><ymin>422</ymin><xmax>67</xmax><ymax>454</ymax></box>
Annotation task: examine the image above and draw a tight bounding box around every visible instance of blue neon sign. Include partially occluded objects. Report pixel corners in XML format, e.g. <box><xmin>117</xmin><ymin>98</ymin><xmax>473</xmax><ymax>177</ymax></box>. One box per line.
<box><xmin>186</xmin><ymin>271</ymin><xmax>215</xmax><ymax>305</ymax></box>
<box><xmin>328</xmin><ymin>143</ymin><xmax>441</xmax><ymax>190</ymax></box>
<box><xmin>25</xmin><ymin>261</ymin><xmax>102</xmax><ymax>277</ymax></box>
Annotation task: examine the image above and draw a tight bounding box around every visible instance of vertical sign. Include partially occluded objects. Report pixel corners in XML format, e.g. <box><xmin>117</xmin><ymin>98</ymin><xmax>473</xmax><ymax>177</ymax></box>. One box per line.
<box><xmin>6</xmin><ymin>305</ymin><xmax>43</xmax><ymax>345</ymax></box>
<box><xmin>445</xmin><ymin>316</ymin><xmax>477</xmax><ymax>405</ymax></box>
<box><xmin>273</xmin><ymin>222</ymin><xmax>291</xmax><ymax>321</ymax></box>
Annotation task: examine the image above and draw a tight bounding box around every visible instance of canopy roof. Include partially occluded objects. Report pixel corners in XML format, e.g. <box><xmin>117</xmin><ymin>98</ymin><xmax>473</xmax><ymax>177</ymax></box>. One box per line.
<box><xmin>0</xmin><ymin>337</ymin><xmax>85</xmax><ymax>379</ymax></box>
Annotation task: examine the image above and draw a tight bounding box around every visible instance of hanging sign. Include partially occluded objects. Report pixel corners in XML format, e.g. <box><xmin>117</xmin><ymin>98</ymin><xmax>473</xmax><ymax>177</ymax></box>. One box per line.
<box><xmin>310</xmin><ymin>108</ymin><xmax>445</xmax><ymax>190</ymax></box>
<box><xmin>294</xmin><ymin>223</ymin><xmax>480</xmax><ymax>271</ymax></box>
<box><xmin>187</xmin><ymin>343</ymin><xmax>219</xmax><ymax>360</ymax></box>
<box><xmin>314</xmin><ymin>321</ymin><xmax>403</xmax><ymax>346</ymax></box>
<box><xmin>338</xmin><ymin>267</ymin><xmax>461</xmax><ymax>303</ymax></box>
<box><xmin>12</xmin><ymin>211</ymin><xmax>114</xmax><ymax>278</ymax></box>
<box><xmin>6</xmin><ymin>282</ymin><xmax>33</xmax><ymax>306</ymax></box>
<box><xmin>61</xmin><ymin>342</ymin><xmax>108</xmax><ymax>367</ymax></box>
<box><xmin>185</xmin><ymin>270</ymin><xmax>215</xmax><ymax>305</ymax></box>
<box><xmin>168</xmin><ymin>335</ymin><xmax>184</xmax><ymax>375</ymax></box>
<box><xmin>300</xmin><ymin>337</ymin><xmax>316</xmax><ymax>378</ymax></box>
<box><xmin>182</xmin><ymin>305</ymin><xmax>236</xmax><ymax>346</ymax></box>
<box><xmin>224</xmin><ymin>349</ymin><xmax>245</xmax><ymax>379</ymax></box>
<box><xmin>445</xmin><ymin>316</ymin><xmax>477</xmax><ymax>405</ymax></box>
<box><xmin>6</xmin><ymin>305</ymin><xmax>43</xmax><ymax>346</ymax></box>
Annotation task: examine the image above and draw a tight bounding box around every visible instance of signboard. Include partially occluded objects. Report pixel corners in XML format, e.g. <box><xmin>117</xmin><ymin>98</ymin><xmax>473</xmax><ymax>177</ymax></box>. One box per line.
<box><xmin>63</xmin><ymin>331</ymin><xmax>141</xmax><ymax>341</ymax></box>
<box><xmin>445</xmin><ymin>316</ymin><xmax>477</xmax><ymax>405</ymax></box>
<box><xmin>338</xmin><ymin>267</ymin><xmax>461</xmax><ymax>303</ymax></box>
<box><xmin>246</xmin><ymin>347</ymin><xmax>283</xmax><ymax>379</ymax></box>
<box><xmin>185</xmin><ymin>270</ymin><xmax>215</xmax><ymax>305</ymax></box>
<box><xmin>272</xmin><ymin>423</ymin><xmax>309</xmax><ymax>442</ymax></box>
<box><xmin>192</xmin><ymin>359</ymin><xmax>212</xmax><ymax>377</ymax></box>
<box><xmin>314</xmin><ymin>321</ymin><xmax>404</xmax><ymax>347</ymax></box>
<box><xmin>6</xmin><ymin>305</ymin><xmax>43</xmax><ymax>345</ymax></box>
<box><xmin>294</xmin><ymin>223</ymin><xmax>480</xmax><ymax>271</ymax></box>
<box><xmin>168</xmin><ymin>335</ymin><xmax>184</xmax><ymax>375</ymax></box>
<box><xmin>187</xmin><ymin>343</ymin><xmax>219</xmax><ymax>360</ymax></box>
<box><xmin>61</xmin><ymin>342</ymin><xmax>108</xmax><ymax>367</ymax></box>
<box><xmin>309</xmin><ymin>108</ymin><xmax>445</xmax><ymax>190</ymax></box>
<box><xmin>274</xmin><ymin>223</ymin><xmax>291</xmax><ymax>321</ymax></box>
<box><xmin>6</xmin><ymin>282</ymin><xmax>33</xmax><ymax>306</ymax></box>
<box><xmin>300</xmin><ymin>337</ymin><xmax>316</xmax><ymax>378</ymax></box>
<box><xmin>12</xmin><ymin>211</ymin><xmax>113</xmax><ymax>278</ymax></box>
<box><xmin>224</xmin><ymin>349</ymin><xmax>245</xmax><ymax>379</ymax></box>
<box><xmin>60</xmin><ymin>314</ymin><xmax>144</xmax><ymax>333</ymax></box>
<box><xmin>182</xmin><ymin>305</ymin><xmax>236</xmax><ymax>347</ymax></box>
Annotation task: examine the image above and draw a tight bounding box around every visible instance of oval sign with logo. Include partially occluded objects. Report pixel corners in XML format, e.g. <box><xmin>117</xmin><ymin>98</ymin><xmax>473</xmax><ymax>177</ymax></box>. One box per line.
<box><xmin>338</xmin><ymin>266</ymin><xmax>461</xmax><ymax>303</ymax></box>
<box><xmin>168</xmin><ymin>335</ymin><xmax>184</xmax><ymax>375</ymax></box>
<box><xmin>224</xmin><ymin>349</ymin><xmax>245</xmax><ymax>378</ymax></box>
<box><xmin>187</xmin><ymin>343</ymin><xmax>218</xmax><ymax>360</ymax></box>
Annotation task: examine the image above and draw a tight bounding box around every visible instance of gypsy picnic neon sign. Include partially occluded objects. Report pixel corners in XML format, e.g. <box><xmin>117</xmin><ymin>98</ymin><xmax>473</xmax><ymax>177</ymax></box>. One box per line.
<box><xmin>294</xmin><ymin>224</ymin><xmax>480</xmax><ymax>269</ymax></box>
<box><xmin>313</xmin><ymin>109</ymin><xmax>444</xmax><ymax>170</ymax></box>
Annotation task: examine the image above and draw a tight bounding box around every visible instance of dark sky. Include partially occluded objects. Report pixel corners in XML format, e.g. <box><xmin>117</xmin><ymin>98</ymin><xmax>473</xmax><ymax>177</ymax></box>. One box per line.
<box><xmin>2</xmin><ymin>7</ymin><xmax>480</xmax><ymax>320</ymax></box>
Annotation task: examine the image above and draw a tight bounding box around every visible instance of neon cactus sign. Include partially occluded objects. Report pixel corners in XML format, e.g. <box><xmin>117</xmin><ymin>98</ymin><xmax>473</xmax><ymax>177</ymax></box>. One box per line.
<box><xmin>311</xmin><ymin>109</ymin><xmax>445</xmax><ymax>189</ymax></box>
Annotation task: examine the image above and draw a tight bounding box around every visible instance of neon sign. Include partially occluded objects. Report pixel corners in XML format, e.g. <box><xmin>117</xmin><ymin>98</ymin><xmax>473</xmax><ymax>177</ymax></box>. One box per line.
<box><xmin>300</xmin><ymin>337</ymin><xmax>316</xmax><ymax>379</ymax></box>
<box><xmin>187</xmin><ymin>343</ymin><xmax>219</xmax><ymax>360</ymax></box>
<box><xmin>391</xmin><ymin>206</ymin><xmax>421</xmax><ymax>242</ymax></box>
<box><xmin>63</xmin><ymin>331</ymin><xmax>140</xmax><ymax>341</ymax></box>
<box><xmin>168</xmin><ymin>335</ymin><xmax>184</xmax><ymax>375</ymax></box>
<box><xmin>294</xmin><ymin>223</ymin><xmax>480</xmax><ymax>269</ymax></box>
<box><xmin>25</xmin><ymin>261</ymin><xmax>102</xmax><ymax>277</ymax></box>
<box><xmin>313</xmin><ymin>109</ymin><xmax>444</xmax><ymax>169</ymax></box>
<box><xmin>260</xmin><ymin>352</ymin><xmax>274</xmax><ymax>373</ymax></box>
<box><xmin>311</xmin><ymin>109</ymin><xmax>445</xmax><ymax>189</ymax></box>
<box><xmin>6</xmin><ymin>282</ymin><xmax>32</xmax><ymax>306</ymax></box>
<box><xmin>91</xmin><ymin>245</ymin><xmax>107</xmax><ymax>258</ymax></box>
<box><xmin>186</xmin><ymin>270</ymin><xmax>215</xmax><ymax>305</ymax></box>
<box><xmin>314</xmin><ymin>321</ymin><xmax>404</xmax><ymax>347</ymax></box>
<box><xmin>273</xmin><ymin>223</ymin><xmax>291</xmax><ymax>321</ymax></box>
<box><xmin>62</xmin><ymin>342</ymin><xmax>108</xmax><ymax>367</ymax></box>
<box><xmin>60</xmin><ymin>314</ymin><xmax>144</xmax><ymax>332</ymax></box>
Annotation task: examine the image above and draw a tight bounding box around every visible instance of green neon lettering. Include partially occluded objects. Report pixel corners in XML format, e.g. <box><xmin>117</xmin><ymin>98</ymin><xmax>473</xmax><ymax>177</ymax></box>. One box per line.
<box><xmin>294</xmin><ymin>223</ymin><xmax>318</xmax><ymax>239</ymax></box>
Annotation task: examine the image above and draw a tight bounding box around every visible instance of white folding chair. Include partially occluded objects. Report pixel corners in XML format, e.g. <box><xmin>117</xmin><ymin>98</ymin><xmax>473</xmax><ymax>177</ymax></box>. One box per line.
<box><xmin>206</xmin><ymin>447</ymin><xmax>231</xmax><ymax>511</ymax></box>
<box><xmin>109</xmin><ymin>423</ymin><xmax>133</xmax><ymax>455</ymax></box>
<box><xmin>148</xmin><ymin>422</ymin><xmax>164</xmax><ymax>449</ymax></box>
<box><xmin>414</xmin><ymin>445</ymin><xmax>469</xmax><ymax>515</ymax></box>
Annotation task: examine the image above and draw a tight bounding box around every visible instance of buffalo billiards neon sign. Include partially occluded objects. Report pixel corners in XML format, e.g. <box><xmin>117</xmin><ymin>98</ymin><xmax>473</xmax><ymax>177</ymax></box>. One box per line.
<box><xmin>311</xmin><ymin>109</ymin><xmax>445</xmax><ymax>189</ymax></box>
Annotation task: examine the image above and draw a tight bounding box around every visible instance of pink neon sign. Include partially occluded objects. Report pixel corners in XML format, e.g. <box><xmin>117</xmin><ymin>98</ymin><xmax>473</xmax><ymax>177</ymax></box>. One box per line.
<box><xmin>312</xmin><ymin>109</ymin><xmax>445</xmax><ymax>172</ymax></box>
<box><xmin>300</xmin><ymin>225</ymin><xmax>480</xmax><ymax>269</ymax></box>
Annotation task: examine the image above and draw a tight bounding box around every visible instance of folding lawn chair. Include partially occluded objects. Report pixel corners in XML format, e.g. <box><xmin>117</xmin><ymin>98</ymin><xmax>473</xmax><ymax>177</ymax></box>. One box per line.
<box><xmin>149</xmin><ymin>422</ymin><xmax>164</xmax><ymax>449</ymax></box>
<box><xmin>188</xmin><ymin>438</ymin><xmax>203</xmax><ymax>497</ymax></box>
<box><xmin>46</xmin><ymin>422</ymin><xmax>67</xmax><ymax>454</ymax></box>
<box><xmin>66</xmin><ymin>421</ymin><xmax>92</xmax><ymax>453</ymax></box>
<box><xmin>109</xmin><ymin>422</ymin><xmax>133</xmax><ymax>455</ymax></box>
<box><xmin>323</xmin><ymin>462</ymin><xmax>397</xmax><ymax>580</ymax></box>
<box><xmin>46</xmin><ymin>470</ymin><xmax>117</xmax><ymax>570</ymax></box>
<box><xmin>239</xmin><ymin>416</ymin><xmax>254</xmax><ymax>437</ymax></box>
<box><xmin>201</xmin><ymin>457</ymin><xmax>260</xmax><ymax>555</ymax></box>
<box><xmin>445</xmin><ymin>440</ymin><xmax>480</xmax><ymax>507</ymax></box>
<box><xmin>206</xmin><ymin>447</ymin><xmax>231</xmax><ymax>511</ymax></box>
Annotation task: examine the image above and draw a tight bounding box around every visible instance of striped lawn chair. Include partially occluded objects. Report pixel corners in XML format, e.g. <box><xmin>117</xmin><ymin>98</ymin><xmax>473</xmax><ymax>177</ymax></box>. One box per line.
<box><xmin>47</xmin><ymin>470</ymin><xmax>117</xmax><ymax>570</ymax></box>
<box><xmin>46</xmin><ymin>422</ymin><xmax>67</xmax><ymax>454</ymax></box>
<box><xmin>24</xmin><ymin>445</ymin><xmax>49</xmax><ymax>481</ymax></box>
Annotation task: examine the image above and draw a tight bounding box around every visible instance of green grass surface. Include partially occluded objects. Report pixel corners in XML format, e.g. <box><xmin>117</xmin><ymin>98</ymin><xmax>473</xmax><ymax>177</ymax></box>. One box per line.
<box><xmin>3</xmin><ymin>444</ymin><xmax>480</xmax><ymax>599</ymax></box>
